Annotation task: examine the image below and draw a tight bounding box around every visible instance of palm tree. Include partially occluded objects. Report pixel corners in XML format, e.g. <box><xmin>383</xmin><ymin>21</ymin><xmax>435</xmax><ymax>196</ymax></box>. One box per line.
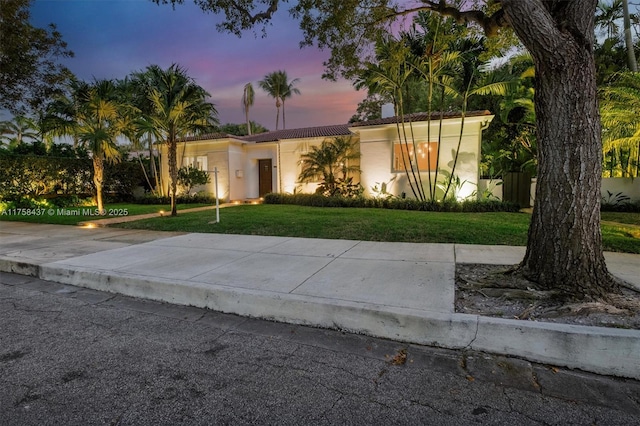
<box><xmin>280</xmin><ymin>74</ymin><xmax>301</xmax><ymax>130</ymax></box>
<box><xmin>259</xmin><ymin>70</ymin><xmax>301</xmax><ymax>130</ymax></box>
<box><xmin>596</xmin><ymin>0</ymin><xmax>623</xmax><ymax>39</ymax></box>
<box><xmin>144</xmin><ymin>64</ymin><xmax>218</xmax><ymax>216</ymax></box>
<box><xmin>600</xmin><ymin>71</ymin><xmax>640</xmax><ymax>177</ymax></box>
<box><xmin>241</xmin><ymin>82</ymin><xmax>255</xmax><ymax>135</ymax></box>
<box><xmin>41</xmin><ymin>78</ymin><xmax>92</xmax><ymax>149</ymax></box>
<box><xmin>0</xmin><ymin>115</ymin><xmax>40</xmax><ymax>148</ymax></box>
<box><xmin>125</xmin><ymin>69</ymin><xmax>169</xmax><ymax>195</ymax></box>
<box><xmin>259</xmin><ymin>71</ymin><xmax>285</xmax><ymax>130</ymax></box>
<box><xmin>113</xmin><ymin>76</ymin><xmax>156</xmax><ymax>194</ymax></box>
<box><xmin>355</xmin><ymin>37</ymin><xmax>425</xmax><ymax>200</ymax></box>
<box><xmin>45</xmin><ymin>79</ymin><xmax>131</xmax><ymax>212</ymax></box>
<box><xmin>621</xmin><ymin>0</ymin><xmax>638</xmax><ymax>71</ymax></box>
<box><xmin>298</xmin><ymin>136</ymin><xmax>360</xmax><ymax>196</ymax></box>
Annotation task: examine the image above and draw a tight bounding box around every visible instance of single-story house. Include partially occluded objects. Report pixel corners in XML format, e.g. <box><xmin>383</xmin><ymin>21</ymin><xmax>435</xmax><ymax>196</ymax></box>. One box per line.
<box><xmin>158</xmin><ymin>110</ymin><xmax>494</xmax><ymax>201</ymax></box>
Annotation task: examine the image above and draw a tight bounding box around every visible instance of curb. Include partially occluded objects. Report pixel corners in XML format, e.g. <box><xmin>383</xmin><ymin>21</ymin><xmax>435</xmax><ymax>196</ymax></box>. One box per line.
<box><xmin>8</xmin><ymin>261</ymin><xmax>635</xmax><ymax>381</ymax></box>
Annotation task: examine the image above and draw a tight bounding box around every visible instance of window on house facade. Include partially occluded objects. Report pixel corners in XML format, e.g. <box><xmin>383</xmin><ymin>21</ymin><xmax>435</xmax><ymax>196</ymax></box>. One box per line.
<box><xmin>393</xmin><ymin>142</ymin><xmax>439</xmax><ymax>172</ymax></box>
<box><xmin>183</xmin><ymin>155</ymin><xmax>208</xmax><ymax>171</ymax></box>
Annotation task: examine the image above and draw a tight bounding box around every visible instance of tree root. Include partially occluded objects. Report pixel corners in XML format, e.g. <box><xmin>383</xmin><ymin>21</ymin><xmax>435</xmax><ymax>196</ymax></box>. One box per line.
<box><xmin>541</xmin><ymin>302</ymin><xmax>631</xmax><ymax>318</ymax></box>
<box><xmin>456</xmin><ymin>264</ymin><xmax>640</xmax><ymax>328</ymax></box>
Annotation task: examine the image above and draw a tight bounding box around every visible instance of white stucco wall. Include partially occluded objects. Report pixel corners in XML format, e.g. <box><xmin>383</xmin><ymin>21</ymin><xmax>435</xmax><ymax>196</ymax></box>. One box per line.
<box><xmin>601</xmin><ymin>178</ymin><xmax>640</xmax><ymax>203</ymax></box>
<box><xmin>278</xmin><ymin>137</ymin><xmax>341</xmax><ymax>194</ymax></box>
<box><xmin>160</xmin><ymin>114</ymin><xmax>493</xmax><ymax>202</ymax></box>
<box><xmin>244</xmin><ymin>144</ymin><xmax>277</xmax><ymax>199</ymax></box>
<box><xmin>480</xmin><ymin>177</ymin><xmax>640</xmax><ymax>204</ymax></box>
<box><xmin>227</xmin><ymin>143</ymin><xmax>245</xmax><ymax>201</ymax></box>
<box><xmin>160</xmin><ymin>140</ymin><xmax>230</xmax><ymax>199</ymax></box>
<box><xmin>358</xmin><ymin>115</ymin><xmax>492</xmax><ymax>200</ymax></box>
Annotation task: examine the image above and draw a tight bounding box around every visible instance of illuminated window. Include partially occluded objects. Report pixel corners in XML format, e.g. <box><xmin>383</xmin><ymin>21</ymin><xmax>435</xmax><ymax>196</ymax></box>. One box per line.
<box><xmin>393</xmin><ymin>142</ymin><xmax>438</xmax><ymax>172</ymax></box>
<box><xmin>183</xmin><ymin>156</ymin><xmax>208</xmax><ymax>171</ymax></box>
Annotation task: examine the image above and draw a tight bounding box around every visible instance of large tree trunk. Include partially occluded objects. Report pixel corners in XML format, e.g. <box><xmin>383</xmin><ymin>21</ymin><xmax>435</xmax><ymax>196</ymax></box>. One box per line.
<box><xmin>501</xmin><ymin>0</ymin><xmax>619</xmax><ymax>300</ymax></box>
<box><xmin>93</xmin><ymin>155</ymin><xmax>105</xmax><ymax>214</ymax></box>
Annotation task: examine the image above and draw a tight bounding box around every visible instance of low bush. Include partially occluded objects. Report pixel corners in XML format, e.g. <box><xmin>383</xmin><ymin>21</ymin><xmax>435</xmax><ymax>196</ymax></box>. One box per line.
<box><xmin>601</xmin><ymin>201</ymin><xmax>640</xmax><ymax>212</ymax></box>
<box><xmin>0</xmin><ymin>152</ymin><xmax>147</xmax><ymax>202</ymax></box>
<box><xmin>135</xmin><ymin>193</ymin><xmax>219</xmax><ymax>205</ymax></box>
<box><xmin>263</xmin><ymin>193</ymin><xmax>521</xmax><ymax>213</ymax></box>
<box><xmin>0</xmin><ymin>195</ymin><xmax>94</xmax><ymax>211</ymax></box>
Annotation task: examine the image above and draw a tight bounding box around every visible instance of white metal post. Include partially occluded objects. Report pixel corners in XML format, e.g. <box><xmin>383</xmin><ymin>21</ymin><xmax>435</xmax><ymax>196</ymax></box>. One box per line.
<box><xmin>214</xmin><ymin>166</ymin><xmax>220</xmax><ymax>223</ymax></box>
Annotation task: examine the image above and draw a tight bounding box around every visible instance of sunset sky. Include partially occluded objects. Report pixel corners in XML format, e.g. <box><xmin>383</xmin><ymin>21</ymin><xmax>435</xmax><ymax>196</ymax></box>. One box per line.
<box><xmin>30</xmin><ymin>0</ymin><xmax>368</xmax><ymax>130</ymax></box>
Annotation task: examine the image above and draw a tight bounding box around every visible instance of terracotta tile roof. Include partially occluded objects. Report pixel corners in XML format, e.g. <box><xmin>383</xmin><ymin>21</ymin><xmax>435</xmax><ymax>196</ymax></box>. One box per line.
<box><xmin>240</xmin><ymin>124</ymin><xmax>353</xmax><ymax>143</ymax></box>
<box><xmin>175</xmin><ymin>110</ymin><xmax>492</xmax><ymax>144</ymax></box>
<box><xmin>178</xmin><ymin>132</ymin><xmax>238</xmax><ymax>142</ymax></box>
<box><xmin>350</xmin><ymin>110</ymin><xmax>493</xmax><ymax>127</ymax></box>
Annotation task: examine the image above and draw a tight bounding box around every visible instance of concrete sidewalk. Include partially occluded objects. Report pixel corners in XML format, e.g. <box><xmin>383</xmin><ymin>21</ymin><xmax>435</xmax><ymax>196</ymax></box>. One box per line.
<box><xmin>1</xmin><ymin>221</ymin><xmax>639</xmax><ymax>380</ymax></box>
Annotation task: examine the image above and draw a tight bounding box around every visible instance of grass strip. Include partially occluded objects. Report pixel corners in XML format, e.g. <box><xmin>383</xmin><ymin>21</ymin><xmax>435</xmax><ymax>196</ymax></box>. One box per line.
<box><xmin>0</xmin><ymin>203</ymin><xmax>211</xmax><ymax>226</ymax></box>
<box><xmin>112</xmin><ymin>204</ymin><xmax>640</xmax><ymax>253</ymax></box>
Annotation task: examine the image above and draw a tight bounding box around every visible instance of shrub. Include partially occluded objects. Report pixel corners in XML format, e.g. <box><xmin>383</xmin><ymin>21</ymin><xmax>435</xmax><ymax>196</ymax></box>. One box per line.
<box><xmin>601</xmin><ymin>191</ymin><xmax>640</xmax><ymax>212</ymax></box>
<box><xmin>134</xmin><ymin>193</ymin><xmax>219</xmax><ymax>205</ymax></box>
<box><xmin>264</xmin><ymin>193</ymin><xmax>521</xmax><ymax>212</ymax></box>
<box><xmin>177</xmin><ymin>166</ymin><xmax>211</xmax><ymax>195</ymax></box>
<box><xmin>10</xmin><ymin>196</ymin><xmax>54</xmax><ymax>210</ymax></box>
<box><xmin>0</xmin><ymin>152</ymin><xmax>146</xmax><ymax>202</ymax></box>
<box><xmin>601</xmin><ymin>200</ymin><xmax>640</xmax><ymax>212</ymax></box>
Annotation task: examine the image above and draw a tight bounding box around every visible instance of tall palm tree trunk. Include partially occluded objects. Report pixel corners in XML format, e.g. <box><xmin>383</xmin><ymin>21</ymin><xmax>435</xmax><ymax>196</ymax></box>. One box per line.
<box><xmin>168</xmin><ymin>138</ymin><xmax>178</xmax><ymax>216</ymax></box>
<box><xmin>93</xmin><ymin>155</ymin><xmax>105</xmax><ymax>213</ymax></box>
<box><xmin>246</xmin><ymin>106</ymin><xmax>252</xmax><ymax>135</ymax></box>
<box><xmin>622</xmin><ymin>0</ymin><xmax>638</xmax><ymax>71</ymax></box>
<box><xmin>148</xmin><ymin>134</ymin><xmax>161</xmax><ymax>195</ymax></box>
<box><xmin>282</xmin><ymin>100</ymin><xmax>286</xmax><ymax>129</ymax></box>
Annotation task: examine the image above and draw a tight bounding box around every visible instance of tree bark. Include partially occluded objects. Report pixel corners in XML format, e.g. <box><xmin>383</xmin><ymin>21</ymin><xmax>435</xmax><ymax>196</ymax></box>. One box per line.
<box><xmin>282</xmin><ymin>100</ymin><xmax>286</xmax><ymax>130</ymax></box>
<box><xmin>622</xmin><ymin>0</ymin><xmax>638</xmax><ymax>72</ymax></box>
<box><xmin>168</xmin><ymin>138</ymin><xmax>178</xmax><ymax>216</ymax></box>
<box><xmin>500</xmin><ymin>0</ymin><xmax>619</xmax><ymax>300</ymax></box>
<box><xmin>93</xmin><ymin>155</ymin><xmax>104</xmax><ymax>214</ymax></box>
<box><xmin>246</xmin><ymin>107</ymin><xmax>252</xmax><ymax>135</ymax></box>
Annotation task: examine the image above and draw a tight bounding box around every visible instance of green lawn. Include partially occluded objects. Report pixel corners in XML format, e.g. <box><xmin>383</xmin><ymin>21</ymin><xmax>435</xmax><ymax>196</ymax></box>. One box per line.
<box><xmin>112</xmin><ymin>205</ymin><xmax>640</xmax><ymax>254</ymax></box>
<box><xmin>0</xmin><ymin>203</ymin><xmax>211</xmax><ymax>226</ymax></box>
<box><xmin>601</xmin><ymin>211</ymin><xmax>640</xmax><ymax>226</ymax></box>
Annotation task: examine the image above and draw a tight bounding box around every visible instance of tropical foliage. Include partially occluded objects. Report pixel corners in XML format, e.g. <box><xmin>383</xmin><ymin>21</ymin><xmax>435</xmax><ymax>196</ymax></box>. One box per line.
<box><xmin>122</xmin><ymin>69</ymin><xmax>165</xmax><ymax>196</ymax></box>
<box><xmin>177</xmin><ymin>165</ymin><xmax>211</xmax><ymax>195</ymax></box>
<box><xmin>0</xmin><ymin>142</ymin><xmax>145</xmax><ymax>202</ymax></box>
<box><xmin>478</xmin><ymin>53</ymin><xmax>537</xmax><ymax>178</ymax></box>
<box><xmin>217</xmin><ymin>121</ymin><xmax>268</xmax><ymax>136</ymax></box>
<box><xmin>44</xmin><ymin>79</ymin><xmax>132</xmax><ymax>212</ymax></box>
<box><xmin>142</xmin><ymin>64</ymin><xmax>218</xmax><ymax>216</ymax></box>
<box><xmin>0</xmin><ymin>0</ymin><xmax>74</xmax><ymax>114</ymax></box>
<box><xmin>354</xmin><ymin>11</ymin><xmax>516</xmax><ymax>202</ymax></box>
<box><xmin>258</xmin><ymin>70</ymin><xmax>301</xmax><ymax>130</ymax></box>
<box><xmin>599</xmin><ymin>71</ymin><xmax>640</xmax><ymax>178</ymax></box>
<box><xmin>241</xmin><ymin>82</ymin><xmax>255</xmax><ymax>135</ymax></box>
<box><xmin>298</xmin><ymin>136</ymin><xmax>361</xmax><ymax>197</ymax></box>
<box><xmin>0</xmin><ymin>115</ymin><xmax>40</xmax><ymax>148</ymax></box>
<box><xmin>2</xmin><ymin>60</ymin><xmax>221</xmax><ymax>214</ymax></box>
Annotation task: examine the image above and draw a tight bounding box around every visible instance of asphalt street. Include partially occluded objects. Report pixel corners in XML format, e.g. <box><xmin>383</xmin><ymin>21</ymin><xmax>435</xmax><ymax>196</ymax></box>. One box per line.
<box><xmin>1</xmin><ymin>272</ymin><xmax>639</xmax><ymax>426</ymax></box>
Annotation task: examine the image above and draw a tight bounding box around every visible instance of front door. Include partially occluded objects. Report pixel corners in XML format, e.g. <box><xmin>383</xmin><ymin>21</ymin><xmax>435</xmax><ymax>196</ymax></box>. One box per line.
<box><xmin>258</xmin><ymin>159</ymin><xmax>273</xmax><ymax>197</ymax></box>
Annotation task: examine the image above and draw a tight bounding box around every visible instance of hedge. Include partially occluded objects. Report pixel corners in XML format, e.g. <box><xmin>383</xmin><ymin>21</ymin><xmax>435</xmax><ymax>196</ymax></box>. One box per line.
<box><xmin>0</xmin><ymin>153</ymin><xmax>147</xmax><ymax>202</ymax></box>
<box><xmin>263</xmin><ymin>193</ymin><xmax>522</xmax><ymax>213</ymax></box>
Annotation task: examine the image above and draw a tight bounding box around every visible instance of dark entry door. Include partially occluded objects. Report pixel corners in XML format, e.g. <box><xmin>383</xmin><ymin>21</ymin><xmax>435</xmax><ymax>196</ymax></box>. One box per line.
<box><xmin>258</xmin><ymin>159</ymin><xmax>273</xmax><ymax>197</ymax></box>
